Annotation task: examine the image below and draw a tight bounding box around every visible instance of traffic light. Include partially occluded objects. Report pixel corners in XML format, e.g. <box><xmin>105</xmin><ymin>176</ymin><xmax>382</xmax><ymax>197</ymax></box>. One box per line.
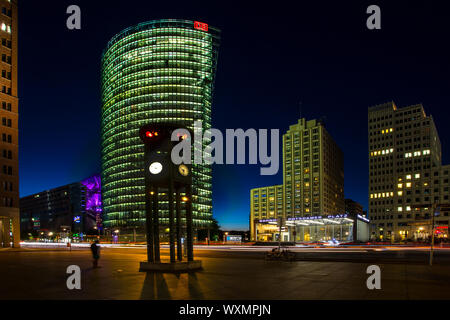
<box><xmin>139</xmin><ymin>124</ymin><xmax>193</xmax><ymax>186</ymax></box>
<box><xmin>139</xmin><ymin>123</ymin><xmax>195</xmax><ymax>266</ymax></box>
<box><xmin>139</xmin><ymin>125</ymin><xmax>170</xmax><ymax>150</ymax></box>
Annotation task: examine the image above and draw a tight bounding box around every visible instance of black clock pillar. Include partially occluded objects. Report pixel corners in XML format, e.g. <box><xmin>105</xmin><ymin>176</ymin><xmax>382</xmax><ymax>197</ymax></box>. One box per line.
<box><xmin>139</xmin><ymin>124</ymin><xmax>195</xmax><ymax>270</ymax></box>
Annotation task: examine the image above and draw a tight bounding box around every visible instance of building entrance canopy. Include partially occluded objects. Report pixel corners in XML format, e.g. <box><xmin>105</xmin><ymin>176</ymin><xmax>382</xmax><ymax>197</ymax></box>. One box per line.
<box><xmin>255</xmin><ymin>214</ymin><xmax>370</xmax><ymax>242</ymax></box>
<box><xmin>258</xmin><ymin>214</ymin><xmax>368</xmax><ymax>226</ymax></box>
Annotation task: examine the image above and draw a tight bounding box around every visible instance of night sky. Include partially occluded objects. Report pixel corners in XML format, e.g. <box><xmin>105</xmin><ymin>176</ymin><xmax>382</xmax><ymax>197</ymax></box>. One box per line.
<box><xmin>19</xmin><ymin>0</ymin><xmax>450</xmax><ymax>230</ymax></box>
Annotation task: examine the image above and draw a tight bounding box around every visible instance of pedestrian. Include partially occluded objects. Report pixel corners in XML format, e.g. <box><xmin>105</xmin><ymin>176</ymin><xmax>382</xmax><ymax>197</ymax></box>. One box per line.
<box><xmin>90</xmin><ymin>239</ymin><xmax>101</xmax><ymax>268</ymax></box>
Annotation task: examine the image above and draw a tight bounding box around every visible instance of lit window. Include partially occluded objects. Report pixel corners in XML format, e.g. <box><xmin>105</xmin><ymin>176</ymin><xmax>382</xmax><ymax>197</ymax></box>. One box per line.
<box><xmin>406</xmin><ymin>206</ymin><xmax>411</xmax><ymax>211</ymax></box>
<box><xmin>398</xmin><ymin>191</ymin><xmax>403</xmax><ymax>196</ymax></box>
<box><xmin>398</xmin><ymin>183</ymin><xmax>403</xmax><ymax>189</ymax></box>
<box><xmin>415</xmin><ymin>173</ymin><xmax>420</xmax><ymax>179</ymax></box>
<box><xmin>398</xmin><ymin>207</ymin><xmax>403</xmax><ymax>212</ymax></box>
<box><xmin>406</xmin><ymin>175</ymin><xmax>411</xmax><ymax>180</ymax></box>
<box><xmin>406</xmin><ymin>182</ymin><xmax>412</xmax><ymax>188</ymax></box>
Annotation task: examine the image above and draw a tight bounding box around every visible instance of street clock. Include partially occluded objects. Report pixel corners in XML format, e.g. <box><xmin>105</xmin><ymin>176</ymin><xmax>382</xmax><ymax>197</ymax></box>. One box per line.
<box><xmin>178</xmin><ymin>164</ymin><xmax>189</xmax><ymax>176</ymax></box>
<box><xmin>149</xmin><ymin>162</ymin><xmax>163</xmax><ymax>175</ymax></box>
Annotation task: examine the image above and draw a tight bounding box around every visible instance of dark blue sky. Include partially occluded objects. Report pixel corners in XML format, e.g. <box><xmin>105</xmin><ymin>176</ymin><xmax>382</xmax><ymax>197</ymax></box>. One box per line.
<box><xmin>19</xmin><ymin>1</ymin><xmax>450</xmax><ymax>230</ymax></box>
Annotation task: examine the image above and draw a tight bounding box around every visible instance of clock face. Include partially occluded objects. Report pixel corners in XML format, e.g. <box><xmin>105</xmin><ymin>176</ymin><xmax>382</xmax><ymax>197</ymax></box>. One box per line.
<box><xmin>179</xmin><ymin>164</ymin><xmax>189</xmax><ymax>176</ymax></box>
<box><xmin>149</xmin><ymin>162</ymin><xmax>163</xmax><ymax>175</ymax></box>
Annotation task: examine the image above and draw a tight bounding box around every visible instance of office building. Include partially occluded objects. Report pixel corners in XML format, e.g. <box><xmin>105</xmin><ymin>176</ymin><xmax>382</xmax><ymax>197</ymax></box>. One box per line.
<box><xmin>101</xmin><ymin>20</ymin><xmax>220</xmax><ymax>237</ymax></box>
<box><xmin>250</xmin><ymin>185</ymin><xmax>284</xmax><ymax>241</ymax></box>
<box><xmin>0</xmin><ymin>0</ymin><xmax>18</xmax><ymax>247</ymax></box>
<box><xmin>368</xmin><ymin>102</ymin><xmax>450</xmax><ymax>241</ymax></box>
<box><xmin>283</xmin><ymin>119</ymin><xmax>344</xmax><ymax>217</ymax></box>
<box><xmin>20</xmin><ymin>175</ymin><xmax>102</xmax><ymax>240</ymax></box>
<box><xmin>250</xmin><ymin>118</ymin><xmax>360</xmax><ymax>243</ymax></box>
<box><xmin>345</xmin><ymin>199</ymin><xmax>364</xmax><ymax>216</ymax></box>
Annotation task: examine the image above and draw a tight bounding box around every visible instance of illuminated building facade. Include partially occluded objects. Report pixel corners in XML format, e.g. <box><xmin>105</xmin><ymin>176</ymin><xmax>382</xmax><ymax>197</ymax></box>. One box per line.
<box><xmin>368</xmin><ymin>102</ymin><xmax>450</xmax><ymax>241</ymax></box>
<box><xmin>101</xmin><ymin>20</ymin><xmax>220</xmax><ymax>237</ymax></box>
<box><xmin>250</xmin><ymin>118</ymin><xmax>354</xmax><ymax>242</ymax></box>
<box><xmin>0</xmin><ymin>0</ymin><xmax>18</xmax><ymax>247</ymax></box>
<box><xmin>19</xmin><ymin>175</ymin><xmax>101</xmax><ymax>240</ymax></box>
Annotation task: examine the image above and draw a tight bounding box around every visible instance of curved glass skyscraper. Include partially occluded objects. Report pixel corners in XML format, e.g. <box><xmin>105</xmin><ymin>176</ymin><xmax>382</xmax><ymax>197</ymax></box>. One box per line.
<box><xmin>101</xmin><ymin>20</ymin><xmax>220</xmax><ymax>236</ymax></box>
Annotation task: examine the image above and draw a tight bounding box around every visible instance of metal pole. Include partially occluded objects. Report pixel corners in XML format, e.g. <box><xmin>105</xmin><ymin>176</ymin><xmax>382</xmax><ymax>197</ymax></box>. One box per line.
<box><xmin>430</xmin><ymin>202</ymin><xmax>437</xmax><ymax>266</ymax></box>
<box><xmin>186</xmin><ymin>184</ymin><xmax>194</xmax><ymax>261</ymax></box>
<box><xmin>153</xmin><ymin>187</ymin><xmax>160</xmax><ymax>263</ymax></box>
<box><xmin>278</xmin><ymin>216</ymin><xmax>282</xmax><ymax>250</ymax></box>
<box><xmin>145</xmin><ymin>186</ymin><xmax>154</xmax><ymax>263</ymax></box>
<box><xmin>176</xmin><ymin>188</ymin><xmax>182</xmax><ymax>261</ymax></box>
<box><xmin>168</xmin><ymin>179</ymin><xmax>175</xmax><ymax>263</ymax></box>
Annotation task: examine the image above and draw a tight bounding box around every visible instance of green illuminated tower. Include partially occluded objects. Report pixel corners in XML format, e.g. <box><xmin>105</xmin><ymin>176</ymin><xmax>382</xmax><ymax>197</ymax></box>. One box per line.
<box><xmin>101</xmin><ymin>20</ymin><xmax>220</xmax><ymax>237</ymax></box>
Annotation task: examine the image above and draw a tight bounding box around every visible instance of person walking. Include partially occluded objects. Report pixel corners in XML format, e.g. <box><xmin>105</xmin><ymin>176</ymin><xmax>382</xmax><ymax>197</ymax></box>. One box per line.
<box><xmin>90</xmin><ymin>239</ymin><xmax>101</xmax><ymax>268</ymax></box>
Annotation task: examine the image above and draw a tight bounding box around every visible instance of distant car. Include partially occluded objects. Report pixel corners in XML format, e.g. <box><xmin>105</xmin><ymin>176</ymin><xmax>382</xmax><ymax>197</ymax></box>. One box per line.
<box><xmin>323</xmin><ymin>239</ymin><xmax>340</xmax><ymax>246</ymax></box>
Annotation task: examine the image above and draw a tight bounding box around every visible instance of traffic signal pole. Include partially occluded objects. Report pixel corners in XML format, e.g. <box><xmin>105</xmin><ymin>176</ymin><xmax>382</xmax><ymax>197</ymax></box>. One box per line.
<box><xmin>176</xmin><ymin>188</ymin><xmax>182</xmax><ymax>261</ymax></box>
<box><xmin>153</xmin><ymin>187</ymin><xmax>160</xmax><ymax>262</ymax></box>
<box><xmin>430</xmin><ymin>201</ymin><xmax>437</xmax><ymax>266</ymax></box>
<box><xmin>139</xmin><ymin>124</ymin><xmax>198</xmax><ymax>271</ymax></box>
<box><xmin>186</xmin><ymin>184</ymin><xmax>194</xmax><ymax>261</ymax></box>
<box><xmin>168</xmin><ymin>179</ymin><xmax>176</xmax><ymax>263</ymax></box>
<box><xmin>144</xmin><ymin>144</ymin><xmax>154</xmax><ymax>263</ymax></box>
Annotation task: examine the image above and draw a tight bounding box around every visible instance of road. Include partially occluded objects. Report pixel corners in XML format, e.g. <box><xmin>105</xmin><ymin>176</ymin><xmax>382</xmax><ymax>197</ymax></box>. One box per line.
<box><xmin>1</xmin><ymin>244</ymin><xmax>450</xmax><ymax>299</ymax></box>
<box><xmin>19</xmin><ymin>242</ymin><xmax>450</xmax><ymax>264</ymax></box>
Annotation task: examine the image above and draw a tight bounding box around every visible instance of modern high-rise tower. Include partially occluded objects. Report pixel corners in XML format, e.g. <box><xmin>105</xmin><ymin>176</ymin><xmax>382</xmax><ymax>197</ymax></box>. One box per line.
<box><xmin>368</xmin><ymin>102</ymin><xmax>450</xmax><ymax>241</ymax></box>
<box><xmin>0</xmin><ymin>0</ymin><xmax>18</xmax><ymax>247</ymax></box>
<box><xmin>101</xmin><ymin>20</ymin><xmax>220</xmax><ymax>237</ymax></box>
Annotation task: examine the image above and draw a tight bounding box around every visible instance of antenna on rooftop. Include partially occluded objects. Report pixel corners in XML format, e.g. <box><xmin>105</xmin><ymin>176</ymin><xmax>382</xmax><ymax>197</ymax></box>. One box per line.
<box><xmin>299</xmin><ymin>101</ymin><xmax>303</xmax><ymax>119</ymax></box>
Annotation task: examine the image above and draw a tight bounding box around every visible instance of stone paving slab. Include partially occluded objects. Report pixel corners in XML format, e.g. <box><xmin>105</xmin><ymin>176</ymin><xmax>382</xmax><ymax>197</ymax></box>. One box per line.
<box><xmin>1</xmin><ymin>248</ymin><xmax>450</xmax><ymax>300</ymax></box>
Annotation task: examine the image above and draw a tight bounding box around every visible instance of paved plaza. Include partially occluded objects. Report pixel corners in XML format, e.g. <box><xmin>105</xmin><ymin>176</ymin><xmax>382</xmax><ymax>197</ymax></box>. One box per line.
<box><xmin>1</xmin><ymin>246</ymin><xmax>450</xmax><ymax>300</ymax></box>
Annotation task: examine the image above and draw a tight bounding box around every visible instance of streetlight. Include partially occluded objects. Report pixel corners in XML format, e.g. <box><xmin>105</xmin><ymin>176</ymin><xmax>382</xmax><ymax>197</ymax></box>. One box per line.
<box><xmin>114</xmin><ymin>229</ymin><xmax>120</xmax><ymax>243</ymax></box>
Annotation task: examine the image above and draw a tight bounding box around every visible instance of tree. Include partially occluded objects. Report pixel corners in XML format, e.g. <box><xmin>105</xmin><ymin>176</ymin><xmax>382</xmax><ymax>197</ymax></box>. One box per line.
<box><xmin>198</xmin><ymin>217</ymin><xmax>220</xmax><ymax>241</ymax></box>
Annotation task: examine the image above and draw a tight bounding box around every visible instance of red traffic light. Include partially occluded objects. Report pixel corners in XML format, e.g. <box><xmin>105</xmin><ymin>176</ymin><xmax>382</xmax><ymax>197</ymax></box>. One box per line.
<box><xmin>146</xmin><ymin>131</ymin><xmax>158</xmax><ymax>138</ymax></box>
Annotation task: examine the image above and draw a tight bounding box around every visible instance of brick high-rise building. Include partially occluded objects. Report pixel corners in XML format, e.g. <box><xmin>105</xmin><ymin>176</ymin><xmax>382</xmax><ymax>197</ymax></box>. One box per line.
<box><xmin>0</xmin><ymin>0</ymin><xmax>18</xmax><ymax>247</ymax></box>
<box><xmin>368</xmin><ymin>102</ymin><xmax>450</xmax><ymax>241</ymax></box>
<box><xmin>345</xmin><ymin>199</ymin><xmax>364</xmax><ymax>216</ymax></box>
<box><xmin>283</xmin><ymin>119</ymin><xmax>344</xmax><ymax>218</ymax></box>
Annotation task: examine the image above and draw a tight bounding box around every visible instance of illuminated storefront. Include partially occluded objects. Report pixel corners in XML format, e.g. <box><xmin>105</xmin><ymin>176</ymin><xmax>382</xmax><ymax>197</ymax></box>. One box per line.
<box><xmin>101</xmin><ymin>20</ymin><xmax>220</xmax><ymax>235</ymax></box>
<box><xmin>254</xmin><ymin>214</ymin><xmax>370</xmax><ymax>243</ymax></box>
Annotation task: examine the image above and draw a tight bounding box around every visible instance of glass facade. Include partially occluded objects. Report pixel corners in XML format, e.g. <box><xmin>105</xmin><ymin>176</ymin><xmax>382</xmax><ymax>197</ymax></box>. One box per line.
<box><xmin>101</xmin><ymin>20</ymin><xmax>220</xmax><ymax>233</ymax></box>
<box><xmin>254</xmin><ymin>214</ymin><xmax>370</xmax><ymax>242</ymax></box>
